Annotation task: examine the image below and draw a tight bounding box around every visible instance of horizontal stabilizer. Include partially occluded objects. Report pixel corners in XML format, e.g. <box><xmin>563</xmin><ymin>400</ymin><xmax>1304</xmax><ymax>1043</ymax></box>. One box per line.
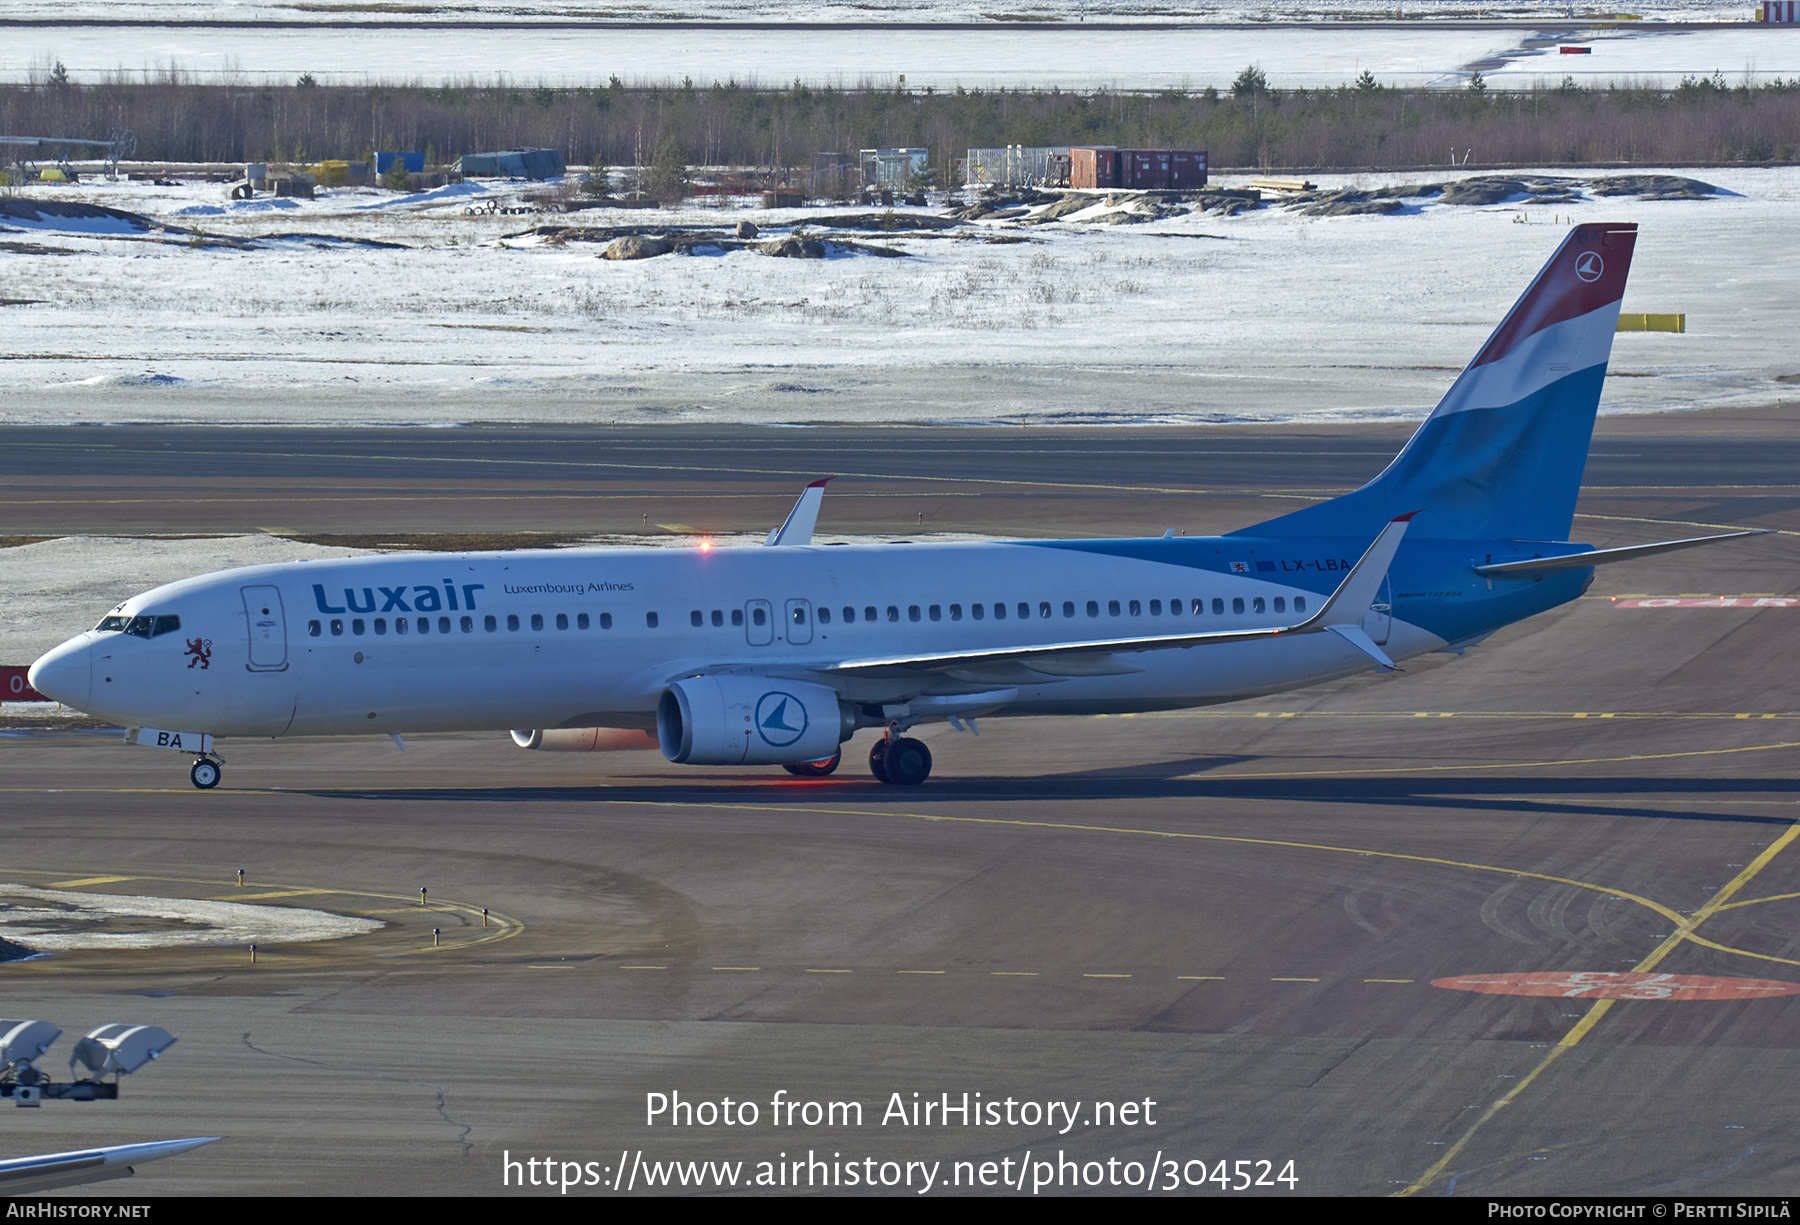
<box><xmin>1473</xmin><ymin>530</ymin><xmax>1770</xmax><ymax>577</ymax></box>
<box><xmin>1325</xmin><ymin>623</ymin><xmax>1400</xmax><ymax>671</ymax></box>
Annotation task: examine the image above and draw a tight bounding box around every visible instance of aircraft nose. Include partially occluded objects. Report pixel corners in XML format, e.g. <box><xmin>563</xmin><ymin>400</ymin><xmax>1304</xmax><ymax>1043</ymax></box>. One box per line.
<box><xmin>28</xmin><ymin>638</ymin><xmax>92</xmax><ymax>710</ymax></box>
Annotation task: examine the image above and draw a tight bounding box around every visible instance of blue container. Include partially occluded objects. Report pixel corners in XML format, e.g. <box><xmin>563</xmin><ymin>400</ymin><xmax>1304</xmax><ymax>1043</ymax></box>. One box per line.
<box><xmin>375</xmin><ymin>151</ymin><xmax>425</xmax><ymax>175</ymax></box>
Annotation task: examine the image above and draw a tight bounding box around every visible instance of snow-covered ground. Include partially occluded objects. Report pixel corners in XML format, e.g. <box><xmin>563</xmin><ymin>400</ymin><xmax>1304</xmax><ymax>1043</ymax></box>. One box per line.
<box><xmin>5</xmin><ymin>18</ymin><xmax>1796</xmax><ymax>90</ymax></box>
<box><xmin>0</xmin><ymin>882</ymin><xmax>382</xmax><ymax>952</ymax></box>
<box><xmin>2</xmin><ymin>167</ymin><xmax>1795</xmax><ymax>431</ymax></box>
<box><xmin>0</xmin><ymin>1</ymin><xmax>1758</xmax><ymax>28</ymax></box>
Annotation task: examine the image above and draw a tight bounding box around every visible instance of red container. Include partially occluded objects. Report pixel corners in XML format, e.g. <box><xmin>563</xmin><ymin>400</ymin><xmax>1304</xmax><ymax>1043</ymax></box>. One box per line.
<box><xmin>1070</xmin><ymin>147</ymin><xmax>1120</xmax><ymax>189</ymax></box>
<box><xmin>1168</xmin><ymin>149</ymin><xmax>1208</xmax><ymax>189</ymax></box>
<box><xmin>1071</xmin><ymin>147</ymin><xmax>1206</xmax><ymax>191</ymax></box>
<box><xmin>1123</xmin><ymin>149</ymin><xmax>1171</xmax><ymax>189</ymax></box>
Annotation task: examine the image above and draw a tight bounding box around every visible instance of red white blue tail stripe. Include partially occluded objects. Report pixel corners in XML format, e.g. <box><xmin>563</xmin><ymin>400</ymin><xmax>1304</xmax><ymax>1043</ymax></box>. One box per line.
<box><xmin>1243</xmin><ymin>224</ymin><xmax>1638</xmax><ymax>542</ymax></box>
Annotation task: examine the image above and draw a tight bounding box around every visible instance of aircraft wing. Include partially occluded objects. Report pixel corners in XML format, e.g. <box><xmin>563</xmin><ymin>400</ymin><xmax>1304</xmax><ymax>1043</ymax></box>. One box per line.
<box><xmin>1472</xmin><ymin>530</ymin><xmax>1770</xmax><ymax>576</ymax></box>
<box><xmin>819</xmin><ymin>513</ymin><xmax>1416</xmax><ymax>676</ymax></box>
<box><xmin>0</xmin><ymin>1137</ymin><xmax>218</xmax><ymax>1196</ymax></box>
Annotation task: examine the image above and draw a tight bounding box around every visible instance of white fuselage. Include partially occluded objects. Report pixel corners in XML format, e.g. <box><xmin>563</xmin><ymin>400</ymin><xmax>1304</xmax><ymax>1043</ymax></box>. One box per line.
<box><xmin>30</xmin><ymin>539</ymin><xmax>1441</xmax><ymax>741</ymax></box>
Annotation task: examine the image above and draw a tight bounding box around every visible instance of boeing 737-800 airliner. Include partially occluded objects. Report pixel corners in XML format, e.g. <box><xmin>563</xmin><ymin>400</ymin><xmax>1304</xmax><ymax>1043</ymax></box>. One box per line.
<box><xmin>27</xmin><ymin>223</ymin><xmax>1759</xmax><ymax>787</ymax></box>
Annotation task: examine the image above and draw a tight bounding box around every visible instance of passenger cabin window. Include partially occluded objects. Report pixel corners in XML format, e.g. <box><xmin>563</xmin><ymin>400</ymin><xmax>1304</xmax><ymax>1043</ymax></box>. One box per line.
<box><xmin>376</xmin><ymin>618</ymin><xmax>389</xmax><ymax>635</ymax></box>
<box><xmin>601</xmin><ymin>613</ymin><xmax>614</xmax><ymax>629</ymax></box>
<box><xmin>484</xmin><ymin>615</ymin><xmax>497</xmax><ymax>632</ymax></box>
<box><xmin>396</xmin><ymin>617</ymin><xmax>409</xmax><ymax>635</ymax></box>
<box><xmin>579</xmin><ymin>613</ymin><xmax>591</xmax><ymax>629</ymax></box>
<box><xmin>731</xmin><ymin>609</ymin><xmax>743</xmax><ymax>627</ymax></box>
<box><xmin>462</xmin><ymin>615</ymin><xmax>475</xmax><ymax>632</ymax></box>
<box><xmin>531</xmin><ymin>614</ymin><xmax>544</xmax><ymax>631</ymax></box>
<box><xmin>438</xmin><ymin>616</ymin><xmax>451</xmax><ymax>634</ymax></box>
<box><xmin>711</xmin><ymin>610</ymin><xmax>723</xmax><ymax>627</ymax></box>
<box><xmin>691</xmin><ymin>610</ymin><xmax>703</xmax><ymax>627</ymax></box>
<box><xmin>818</xmin><ymin>607</ymin><xmax>831</xmax><ymax>624</ymax></box>
<box><xmin>1252</xmin><ymin>597</ymin><xmax>1265</xmax><ymax>614</ymax></box>
<box><xmin>865</xmin><ymin>606</ymin><xmax>878</xmax><ymax>622</ymax></box>
<box><xmin>1232</xmin><ymin>598</ymin><xmax>1245</xmax><ymax>615</ymax></box>
<box><xmin>646</xmin><ymin>612</ymin><xmax>659</xmax><ymax>628</ymax></box>
<box><xmin>508</xmin><ymin>614</ymin><xmax>520</xmax><ymax>631</ymax></box>
<box><xmin>1063</xmin><ymin>602</ymin><xmax>1075</xmax><ymax>618</ymax></box>
<box><xmin>1212</xmin><ymin>598</ymin><xmax>1225</xmax><ymax>615</ymax></box>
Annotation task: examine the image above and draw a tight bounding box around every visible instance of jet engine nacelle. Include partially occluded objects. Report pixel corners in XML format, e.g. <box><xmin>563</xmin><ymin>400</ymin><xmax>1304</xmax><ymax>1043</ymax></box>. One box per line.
<box><xmin>510</xmin><ymin>728</ymin><xmax>660</xmax><ymax>751</ymax></box>
<box><xmin>658</xmin><ymin>675</ymin><xmax>852</xmax><ymax>765</ymax></box>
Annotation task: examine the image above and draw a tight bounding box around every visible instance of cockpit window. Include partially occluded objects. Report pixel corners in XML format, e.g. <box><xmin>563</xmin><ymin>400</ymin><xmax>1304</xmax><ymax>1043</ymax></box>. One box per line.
<box><xmin>95</xmin><ymin>614</ymin><xmax>180</xmax><ymax>638</ymax></box>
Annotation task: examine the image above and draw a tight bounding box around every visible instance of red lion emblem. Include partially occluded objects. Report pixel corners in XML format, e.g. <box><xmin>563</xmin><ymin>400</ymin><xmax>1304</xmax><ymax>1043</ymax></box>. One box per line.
<box><xmin>184</xmin><ymin>637</ymin><xmax>212</xmax><ymax>669</ymax></box>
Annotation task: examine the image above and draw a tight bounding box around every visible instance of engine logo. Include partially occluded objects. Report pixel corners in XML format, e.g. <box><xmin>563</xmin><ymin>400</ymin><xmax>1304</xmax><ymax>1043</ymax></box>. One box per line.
<box><xmin>754</xmin><ymin>691</ymin><xmax>808</xmax><ymax>747</ymax></box>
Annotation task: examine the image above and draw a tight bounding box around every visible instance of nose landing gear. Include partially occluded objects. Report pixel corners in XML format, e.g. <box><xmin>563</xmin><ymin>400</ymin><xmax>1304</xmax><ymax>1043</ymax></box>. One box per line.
<box><xmin>189</xmin><ymin>757</ymin><xmax>222</xmax><ymax>789</ymax></box>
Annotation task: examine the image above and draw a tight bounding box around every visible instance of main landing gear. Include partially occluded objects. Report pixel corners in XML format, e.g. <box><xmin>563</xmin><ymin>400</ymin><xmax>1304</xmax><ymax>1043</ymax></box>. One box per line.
<box><xmin>189</xmin><ymin>757</ymin><xmax>222</xmax><ymax>790</ymax></box>
<box><xmin>782</xmin><ymin>751</ymin><xmax>841</xmax><ymax>778</ymax></box>
<box><xmin>869</xmin><ymin>733</ymin><xmax>931</xmax><ymax>786</ymax></box>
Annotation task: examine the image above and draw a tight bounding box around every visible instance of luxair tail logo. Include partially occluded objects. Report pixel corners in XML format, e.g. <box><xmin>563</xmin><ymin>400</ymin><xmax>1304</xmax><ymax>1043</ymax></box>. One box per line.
<box><xmin>754</xmin><ymin>691</ymin><xmax>808</xmax><ymax>747</ymax></box>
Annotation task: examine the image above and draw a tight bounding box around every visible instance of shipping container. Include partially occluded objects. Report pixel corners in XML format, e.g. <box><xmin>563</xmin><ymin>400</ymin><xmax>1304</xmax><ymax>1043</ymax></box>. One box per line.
<box><xmin>1169</xmin><ymin>150</ymin><xmax>1208</xmax><ymax>189</ymax></box>
<box><xmin>375</xmin><ymin>151</ymin><xmax>425</xmax><ymax>175</ymax></box>
<box><xmin>1070</xmin><ymin>147</ymin><xmax>1120</xmax><ymax>190</ymax></box>
<box><xmin>1071</xmin><ymin>147</ymin><xmax>1205</xmax><ymax>191</ymax></box>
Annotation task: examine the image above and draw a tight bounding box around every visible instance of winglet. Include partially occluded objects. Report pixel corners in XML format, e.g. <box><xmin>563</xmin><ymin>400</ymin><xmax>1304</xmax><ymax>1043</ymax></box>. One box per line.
<box><xmin>1291</xmin><ymin>512</ymin><xmax>1417</xmax><ymax>633</ymax></box>
<box><xmin>765</xmin><ymin>478</ymin><xmax>834</xmax><ymax>547</ymax></box>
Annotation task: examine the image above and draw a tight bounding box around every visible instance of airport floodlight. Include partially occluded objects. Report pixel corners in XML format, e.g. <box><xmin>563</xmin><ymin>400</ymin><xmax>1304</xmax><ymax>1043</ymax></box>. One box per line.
<box><xmin>0</xmin><ymin>1020</ymin><xmax>61</xmax><ymax>1075</ymax></box>
<box><xmin>69</xmin><ymin>1025</ymin><xmax>176</xmax><ymax>1080</ymax></box>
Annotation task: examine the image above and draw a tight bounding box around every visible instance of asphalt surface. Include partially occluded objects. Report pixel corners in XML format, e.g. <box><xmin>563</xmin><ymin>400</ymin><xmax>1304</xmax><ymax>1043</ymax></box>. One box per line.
<box><xmin>2</xmin><ymin>411</ymin><xmax>1798</xmax><ymax>1197</ymax></box>
<box><xmin>3</xmin><ymin>415</ymin><xmax>1799</xmax><ymax>539</ymax></box>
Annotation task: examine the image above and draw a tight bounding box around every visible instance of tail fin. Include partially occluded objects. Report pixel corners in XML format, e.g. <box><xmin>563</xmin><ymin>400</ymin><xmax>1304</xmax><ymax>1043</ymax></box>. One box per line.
<box><xmin>1240</xmin><ymin>223</ymin><xmax>1638</xmax><ymax>542</ymax></box>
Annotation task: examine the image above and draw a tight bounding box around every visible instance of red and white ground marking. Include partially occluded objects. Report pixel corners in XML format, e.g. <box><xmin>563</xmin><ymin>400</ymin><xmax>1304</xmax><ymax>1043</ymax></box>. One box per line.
<box><xmin>1433</xmin><ymin>971</ymin><xmax>1800</xmax><ymax>1000</ymax></box>
<box><xmin>1613</xmin><ymin>597</ymin><xmax>1800</xmax><ymax>608</ymax></box>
